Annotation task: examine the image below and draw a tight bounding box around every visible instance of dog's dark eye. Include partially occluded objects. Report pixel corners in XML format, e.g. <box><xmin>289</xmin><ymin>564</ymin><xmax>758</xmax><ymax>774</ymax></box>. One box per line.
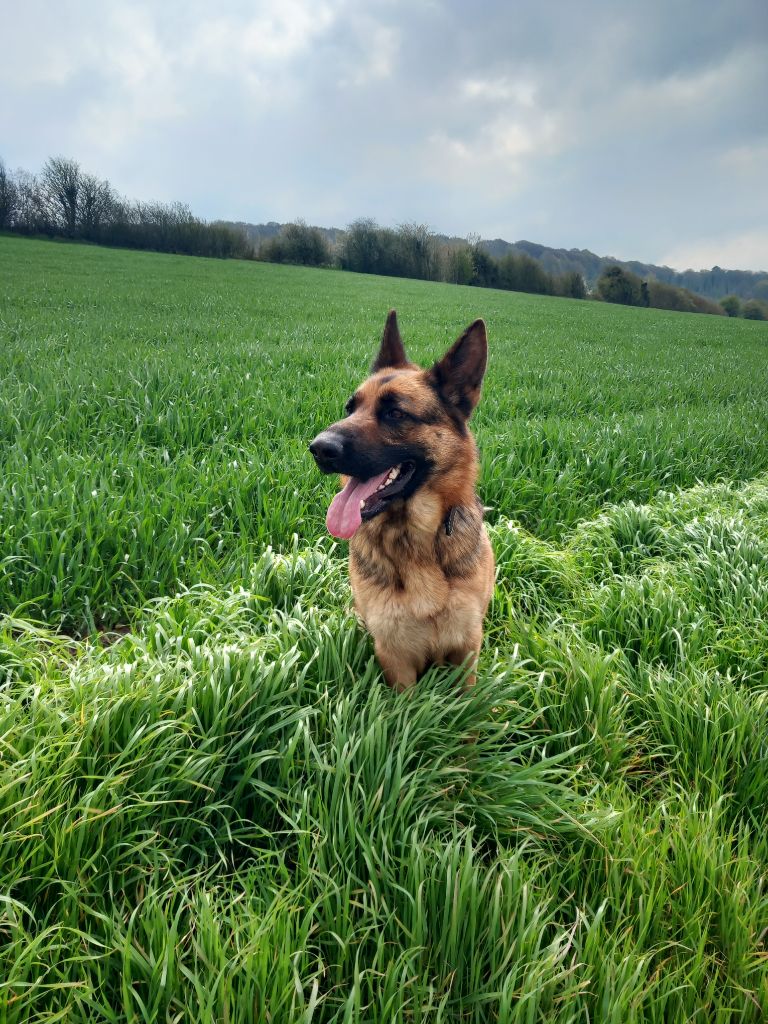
<box><xmin>344</xmin><ymin>398</ymin><xmax>355</xmax><ymax>416</ymax></box>
<box><xmin>384</xmin><ymin>407</ymin><xmax>405</xmax><ymax>421</ymax></box>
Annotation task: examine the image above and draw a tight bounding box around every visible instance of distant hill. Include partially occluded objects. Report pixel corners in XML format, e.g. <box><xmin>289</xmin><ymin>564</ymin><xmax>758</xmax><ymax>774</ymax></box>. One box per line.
<box><xmin>222</xmin><ymin>220</ymin><xmax>346</xmax><ymax>250</ymax></box>
<box><xmin>475</xmin><ymin>238</ymin><xmax>768</xmax><ymax>303</ymax></box>
<box><xmin>218</xmin><ymin>221</ymin><xmax>768</xmax><ymax>303</ymax></box>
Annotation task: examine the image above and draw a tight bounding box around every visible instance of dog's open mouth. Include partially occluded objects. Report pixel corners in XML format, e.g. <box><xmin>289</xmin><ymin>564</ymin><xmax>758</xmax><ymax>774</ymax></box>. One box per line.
<box><xmin>326</xmin><ymin>462</ymin><xmax>416</xmax><ymax>539</ymax></box>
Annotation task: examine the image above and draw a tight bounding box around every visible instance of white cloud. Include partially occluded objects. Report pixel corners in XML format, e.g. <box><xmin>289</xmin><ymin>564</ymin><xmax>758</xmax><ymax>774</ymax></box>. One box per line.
<box><xmin>58</xmin><ymin>2</ymin><xmax>344</xmax><ymax>156</ymax></box>
<box><xmin>461</xmin><ymin>76</ymin><xmax>537</xmax><ymax>107</ymax></box>
<box><xmin>421</xmin><ymin>102</ymin><xmax>562</xmax><ymax>202</ymax></box>
<box><xmin>74</xmin><ymin>8</ymin><xmax>185</xmax><ymax>152</ymax></box>
<box><xmin>186</xmin><ymin>2</ymin><xmax>340</xmax><ymax>70</ymax></box>
<box><xmin>418</xmin><ymin>66</ymin><xmax>563</xmax><ymax>198</ymax></box>
<box><xmin>576</xmin><ymin>44</ymin><xmax>766</xmax><ymax>144</ymax></box>
<box><xmin>661</xmin><ymin>231</ymin><xmax>768</xmax><ymax>273</ymax></box>
<box><xmin>720</xmin><ymin>142</ymin><xmax>768</xmax><ymax>175</ymax></box>
<box><xmin>485</xmin><ymin>113</ymin><xmax>560</xmax><ymax>161</ymax></box>
<box><xmin>338</xmin><ymin>20</ymin><xmax>400</xmax><ymax>87</ymax></box>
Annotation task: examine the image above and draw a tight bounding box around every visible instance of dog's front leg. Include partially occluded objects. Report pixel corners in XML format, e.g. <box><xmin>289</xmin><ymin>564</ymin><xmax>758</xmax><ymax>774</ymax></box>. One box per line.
<box><xmin>443</xmin><ymin>650</ymin><xmax>478</xmax><ymax>688</ymax></box>
<box><xmin>375</xmin><ymin>641</ymin><xmax>419</xmax><ymax>692</ymax></box>
<box><xmin>442</xmin><ymin>625</ymin><xmax>483</xmax><ymax>688</ymax></box>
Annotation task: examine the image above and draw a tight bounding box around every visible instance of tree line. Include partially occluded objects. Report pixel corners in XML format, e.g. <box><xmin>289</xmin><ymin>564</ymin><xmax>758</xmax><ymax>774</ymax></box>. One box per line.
<box><xmin>479</xmin><ymin>238</ymin><xmax>768</xmax><ymax>305</ymax></box>
<box><xmin>260</xmin><ymin>217</ymin><xmax>587</xmax><ymax>299</ymax></box>
<box><xmin>259</xmin><ymin>219</ymin><xmax>755</xmax><ymax>315</ymax></box>
<box><xmin>0</xmin><ymin>155</ymin><xmax>250</xmax><ymax>258</ymax></box>
<box><xmin>2</xmin><ymin>154</ymin><xmax>764</xmax><ymax>318</ymax></box>
<box><xmin>596</xmin><ymin>264</ymin><xmax>767</xmax><ymax>319</ymax></box>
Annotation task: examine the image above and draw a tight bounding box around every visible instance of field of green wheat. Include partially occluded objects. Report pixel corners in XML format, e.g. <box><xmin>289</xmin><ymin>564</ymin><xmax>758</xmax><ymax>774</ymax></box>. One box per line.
<box><xmin>1</xmin><ymin>234</ymin><xmax>768</xmax><ymax>1022</ymax></box>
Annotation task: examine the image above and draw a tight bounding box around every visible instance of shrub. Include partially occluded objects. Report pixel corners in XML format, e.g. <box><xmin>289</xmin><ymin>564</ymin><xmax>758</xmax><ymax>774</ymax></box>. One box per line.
<box><xmin>743</xmin><ymin>300</ymin><xmax>767</xmax><ymax>321</ymax></box>
<box><xmin>597</xmin><ymin>265</ymin><xmax>643</xmax><ymax>306</ymax></box>
<box><xmin>260</xmin><ymin>220</ymin><xmax>330</xmax><ymax>266</ymax></box>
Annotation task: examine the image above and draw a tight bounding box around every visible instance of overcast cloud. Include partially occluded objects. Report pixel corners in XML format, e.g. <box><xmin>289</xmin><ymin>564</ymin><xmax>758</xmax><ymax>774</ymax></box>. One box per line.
<box><xmin>2</xmin><ymin>0</ymin><xmax>767</xmax><ymax>270</ymax></box>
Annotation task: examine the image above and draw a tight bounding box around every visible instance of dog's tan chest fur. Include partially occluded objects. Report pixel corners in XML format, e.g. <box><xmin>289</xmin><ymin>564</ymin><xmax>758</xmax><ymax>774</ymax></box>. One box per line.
<box><xmin>349</xmin><ymin>494</ymin><xmax>494</xmax><ymax>688</ymax></box>
<box><xmin>352</xmin><ymin>538</ymin><xmax>492</xmax><ymax>636</ymax></box>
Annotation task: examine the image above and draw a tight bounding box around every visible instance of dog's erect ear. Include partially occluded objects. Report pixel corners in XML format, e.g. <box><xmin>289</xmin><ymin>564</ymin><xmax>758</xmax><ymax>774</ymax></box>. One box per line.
<box><xmin>427</xmin><ymin>319</ymin><xmax>488</xmax><ymax>419</ymax></box>
<box><xmin>371</xmin><ymin>310</ymin><xmax>409</xmax><ymax>372</ymax></box>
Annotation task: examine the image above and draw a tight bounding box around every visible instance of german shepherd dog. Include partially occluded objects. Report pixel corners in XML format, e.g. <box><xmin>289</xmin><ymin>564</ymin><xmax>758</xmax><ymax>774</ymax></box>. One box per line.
<box><xmin>309</xmin><ymin>311</ymin><xmax>494</xmax><ymax>691</ymax></box>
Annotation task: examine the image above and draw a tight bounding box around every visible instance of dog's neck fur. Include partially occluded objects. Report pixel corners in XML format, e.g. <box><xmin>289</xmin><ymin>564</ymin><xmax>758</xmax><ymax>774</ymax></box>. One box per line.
<box><xmin>351</xmin><ymin>467</ymin><xmax>484</xmax><ymax>584</ymax></box>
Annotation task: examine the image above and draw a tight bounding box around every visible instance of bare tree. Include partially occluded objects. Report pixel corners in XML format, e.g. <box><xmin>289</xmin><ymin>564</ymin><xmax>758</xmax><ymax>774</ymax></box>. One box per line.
<box><xmin>12</xmin><ymin>167</ymin><xmax>46</xmax><ymax>232</ymax></box>
<box><xmin>396</xmin><ymin>222</ymin><xmax>437</xmax><ymax>280</ymax></box>
<box><xmin>341</xmin><ymin>217</ymin><xmax>384</xmax><ymax>274</ymax></box>
<box><xmin>41</xmin><ymin>156</ymin><xmax>82</xmax><ymax>235</ymax></box>
<box><xmin>0</xmin><ymin>157</ymin><xmax>18</xmax><ymax>228</ymax></box>
<box><xmin>78</xmin><ymin>172</ymin><xmax>115</xmax><ymax>237</ymax></box>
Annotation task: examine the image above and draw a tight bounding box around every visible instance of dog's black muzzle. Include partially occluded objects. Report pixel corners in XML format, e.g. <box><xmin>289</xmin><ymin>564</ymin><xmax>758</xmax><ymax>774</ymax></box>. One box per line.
<box><xmin>309</xmin><ymin>429</ymin><xmax>346</xmax><ymax>473</ymax></box>
<box><xmin>310</xmin><ymin>426</ymin><xmax>433</xmax><ymax>493</ymax></box>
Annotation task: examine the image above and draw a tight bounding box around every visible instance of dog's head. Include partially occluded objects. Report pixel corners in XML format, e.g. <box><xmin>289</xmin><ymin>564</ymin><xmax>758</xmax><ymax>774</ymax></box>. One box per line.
<box><xmin>310</xmin><ymin>310</ymin><xmax>488</xmax><ymax>539</ymax></box>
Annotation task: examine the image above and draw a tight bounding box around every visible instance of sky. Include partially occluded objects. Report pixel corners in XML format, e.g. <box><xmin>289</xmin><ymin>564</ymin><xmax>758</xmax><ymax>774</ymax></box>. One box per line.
<box><xmin>2</xmin><ymin>0</ymin><xmax>767</xmax><ymax>272</ymax></box>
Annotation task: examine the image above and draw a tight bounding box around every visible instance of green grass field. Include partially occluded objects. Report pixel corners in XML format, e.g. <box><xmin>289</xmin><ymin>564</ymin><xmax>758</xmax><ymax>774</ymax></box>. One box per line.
<box><xmin>1</xmin><ymin>234</ymin><xmax>768</xmax><ymax>1022</ymax></box>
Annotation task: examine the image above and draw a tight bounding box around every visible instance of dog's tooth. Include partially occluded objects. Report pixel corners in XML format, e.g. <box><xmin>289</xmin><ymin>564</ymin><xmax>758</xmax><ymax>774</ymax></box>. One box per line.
<box><xmin>359</xmin><ymin>500</ymin><xmax>365</xmax><ymax>509</ymax></box>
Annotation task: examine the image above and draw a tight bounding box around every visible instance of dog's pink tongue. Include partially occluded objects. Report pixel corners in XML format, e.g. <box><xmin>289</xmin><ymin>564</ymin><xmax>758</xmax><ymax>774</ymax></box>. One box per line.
<box><xmin>326</xmin><ymin>469</ymin><xmax>392</xmax><ymax>539</ymax></box>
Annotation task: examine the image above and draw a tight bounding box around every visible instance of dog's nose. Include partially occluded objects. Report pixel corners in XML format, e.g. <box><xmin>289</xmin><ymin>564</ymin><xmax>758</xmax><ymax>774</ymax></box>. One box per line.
<box><xmin>309</xmin><ymin>431</ymin><xmax>344</xmax><ymax>467</ymax></box>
